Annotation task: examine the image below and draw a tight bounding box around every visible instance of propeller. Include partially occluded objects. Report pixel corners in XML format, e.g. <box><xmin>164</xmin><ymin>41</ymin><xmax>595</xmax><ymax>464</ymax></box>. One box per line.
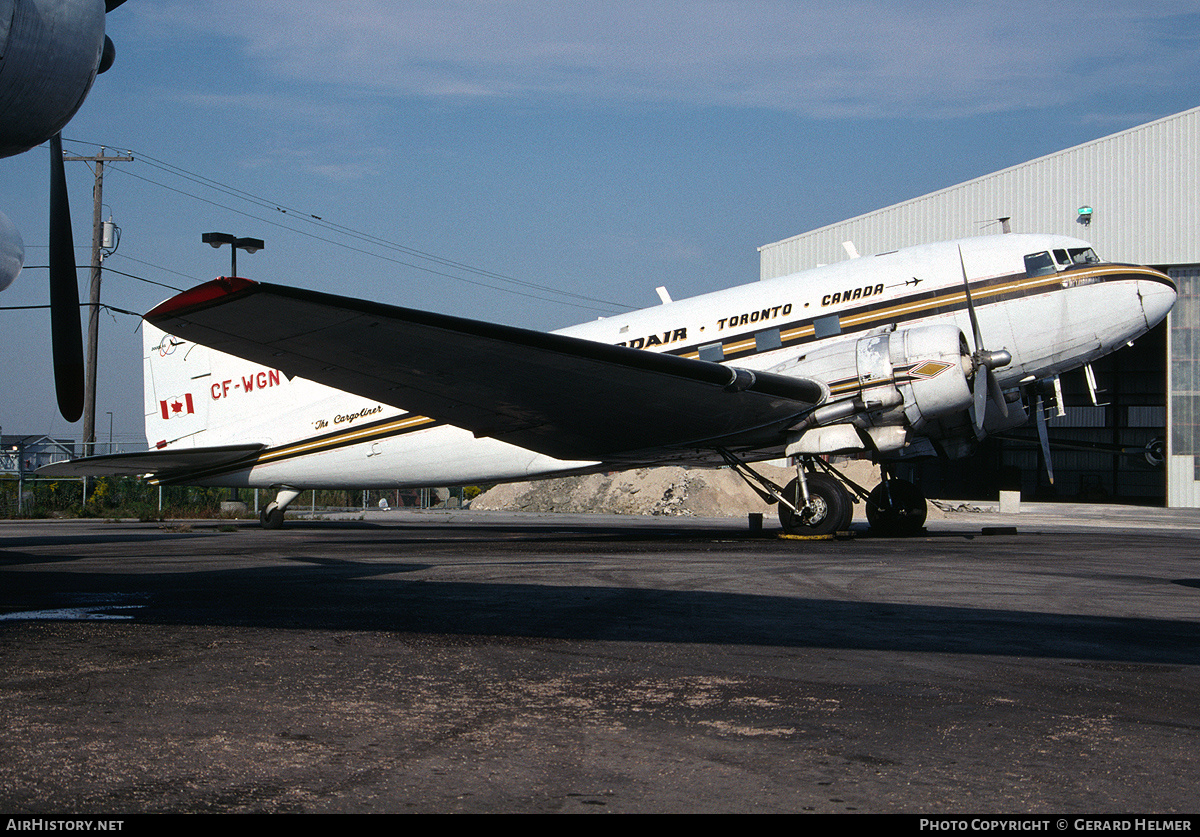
<box><xmin>0</xmin><ymin>1</ymin><xmax>130</xmax><ymax>422</ymax></box>
<box><xmin>1034</xmin><ymin>393</ymin><xmax>1055</xmax><ymax>485</ymax></box>
<box><xmin>958</xmin><ymin>246</ymin><xmax>1011</xmax><ymax>435</ymax></box>
<box><xmin>48</xmin><ymin>132</ymin><xmax>85</xmax><ymax>423</ymax></box>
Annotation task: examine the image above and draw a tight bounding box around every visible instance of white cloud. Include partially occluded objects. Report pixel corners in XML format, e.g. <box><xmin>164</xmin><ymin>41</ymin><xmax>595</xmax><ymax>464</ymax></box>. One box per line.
<box><xmin>129</xmin><ymin>1</ymin><xmax>1200</xmax><ymax>118</ymax></box>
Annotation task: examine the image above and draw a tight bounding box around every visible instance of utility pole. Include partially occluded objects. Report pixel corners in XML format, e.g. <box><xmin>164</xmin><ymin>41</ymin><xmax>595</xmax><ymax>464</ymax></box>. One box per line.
<box><xmin>64</xmin><ymin>147</ymin><xmax>132</xmax><ymax>457</ymax></box>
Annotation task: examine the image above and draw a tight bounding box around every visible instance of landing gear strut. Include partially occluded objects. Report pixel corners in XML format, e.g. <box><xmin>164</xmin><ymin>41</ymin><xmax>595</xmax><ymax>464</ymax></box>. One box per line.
<box><xmin>718</xmin><ymin>448</ymin><xmax>928</xmax><ymax>537</ymax></box>
<box><xmin>260</xmin><ymin>487</ymin><xmax>302</xmax><ymax>529</ymax></box>
<box><xmin>718</xmin><ymin>449</ymin><xmax>856</xmax><ymax>537</ymax></box>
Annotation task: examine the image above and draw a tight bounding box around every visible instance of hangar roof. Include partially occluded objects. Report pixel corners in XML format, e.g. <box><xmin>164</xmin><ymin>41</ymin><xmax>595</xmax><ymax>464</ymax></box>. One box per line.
<box><xmin>760</xmin><ymin>107</ymin><xmax>1200</xmax><ymax>279</ymax></box>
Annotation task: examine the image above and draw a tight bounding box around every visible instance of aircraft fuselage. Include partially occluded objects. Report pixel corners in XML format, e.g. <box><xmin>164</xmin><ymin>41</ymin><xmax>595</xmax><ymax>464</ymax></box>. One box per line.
<box><xmin>140</xmin><ymin>233</ymin><xmax>1174</xmax><ymax>490</ymax></box>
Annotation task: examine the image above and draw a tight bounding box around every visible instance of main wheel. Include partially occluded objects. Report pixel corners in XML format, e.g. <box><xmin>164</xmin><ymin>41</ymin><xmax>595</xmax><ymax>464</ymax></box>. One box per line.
<box><xmin>778</xmin><ymin>472</ymin><xmax>852</xmax><ymax>536</ymax></box>
<box><xmin>865</xmin><ymin>478</ymin><xmax>927</xmax><ymax>536</ymax></box>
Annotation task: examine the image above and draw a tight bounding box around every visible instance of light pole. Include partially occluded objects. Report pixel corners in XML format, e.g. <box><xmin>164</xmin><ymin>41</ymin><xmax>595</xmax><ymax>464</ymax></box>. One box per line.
<box><xmin>200</xmin><ymin>233</ymin><xmax>263</xmax><ymax>511</ymax></box>
<box><xmin>201</xmin><ymin>232</ymin><xmax>264</xmax><ymax>277</ymax></box>
<box><xmin>106</xmin><ymin>411</ymin><xmax>113</xmax><ymax>454</ymax></box>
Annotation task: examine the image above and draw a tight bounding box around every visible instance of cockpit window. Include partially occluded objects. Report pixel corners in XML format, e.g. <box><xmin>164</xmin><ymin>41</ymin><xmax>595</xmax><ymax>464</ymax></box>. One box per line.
<box><xmin>1068</xmin><ymin>247</ymin><xmax>1100</xmax><ymax>264</ymax></box>
<box><xmin>1053</xmin><ymin>249</ymin><xmax>1070</xmax><ymax>266</ymax></box>
<box><xmin>1024</xmin><ymin>251</ymin><xmax>1056</xmax><ymax>277</ymax></box>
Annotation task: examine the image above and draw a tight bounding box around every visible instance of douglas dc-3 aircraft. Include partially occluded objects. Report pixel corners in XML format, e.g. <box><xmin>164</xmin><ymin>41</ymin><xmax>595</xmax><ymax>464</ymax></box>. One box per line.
<box><xmin>42</xmin><ymin>232</ymin><xmax>1176</xmax><ymax>536</ymax></box>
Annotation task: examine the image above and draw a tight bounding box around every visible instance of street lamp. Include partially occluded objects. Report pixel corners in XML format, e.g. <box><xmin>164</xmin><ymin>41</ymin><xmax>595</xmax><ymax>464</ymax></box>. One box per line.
<box><xmin>200</xmin><ymin>233</ymin><xmax>263</xmax><ymax>510</ymax></box>
<box><xmin>202</xmin><ymin>232</ymin><xmax>264</xmax><ymax>277</ymax></box>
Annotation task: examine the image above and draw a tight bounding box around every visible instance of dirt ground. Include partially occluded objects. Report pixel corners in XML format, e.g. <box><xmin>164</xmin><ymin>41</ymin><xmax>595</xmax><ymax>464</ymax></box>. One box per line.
<box><xmin>470</xmin><ymin>460</ymin><xmax>944</xmax><ymax>523</ymax></box>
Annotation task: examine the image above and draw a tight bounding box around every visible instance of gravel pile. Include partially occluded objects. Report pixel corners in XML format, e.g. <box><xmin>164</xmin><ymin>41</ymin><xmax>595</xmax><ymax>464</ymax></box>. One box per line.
<box><xmin>470</xmin><ymin>460</ymin><xmax>914</xmax><ymax>521</ymax></box>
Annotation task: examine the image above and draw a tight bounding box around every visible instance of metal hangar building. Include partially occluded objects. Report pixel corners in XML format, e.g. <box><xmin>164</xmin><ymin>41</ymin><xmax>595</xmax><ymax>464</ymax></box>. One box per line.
<box><xmin>757</xmin><ymin>107</ymin><xmax>1200</xmax><ymax>507</ymax></box>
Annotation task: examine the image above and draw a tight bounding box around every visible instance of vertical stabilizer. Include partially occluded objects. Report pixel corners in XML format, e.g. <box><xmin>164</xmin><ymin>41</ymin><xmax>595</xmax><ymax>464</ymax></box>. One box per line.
<box><xmin>143</xmin><ymin>322</ymin><xmax>212</xmax><ymax>449</ymax></box>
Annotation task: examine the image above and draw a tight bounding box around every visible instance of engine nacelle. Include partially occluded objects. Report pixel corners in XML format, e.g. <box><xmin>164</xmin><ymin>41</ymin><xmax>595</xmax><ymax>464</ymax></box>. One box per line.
<box><xmin>778</xmin><ymin>324</ymin><xmax>974</xmax><ymax>456</ymax></box>
<box><xmin>0</xmin><ymin>0</ymin><xmax>108</xmax><ymax>158</ymax></box>
<box><xmin>888</xmin><ymin>325</ymin><xmax>974</xmax><ymax>431</ymax></box>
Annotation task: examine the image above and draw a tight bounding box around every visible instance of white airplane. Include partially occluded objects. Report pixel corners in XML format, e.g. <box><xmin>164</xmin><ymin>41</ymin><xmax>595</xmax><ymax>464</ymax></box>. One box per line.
<box><xmin>42</xmin><ymin>232</ymin><xmax>1176</xmax><ymax>535</ymax></box>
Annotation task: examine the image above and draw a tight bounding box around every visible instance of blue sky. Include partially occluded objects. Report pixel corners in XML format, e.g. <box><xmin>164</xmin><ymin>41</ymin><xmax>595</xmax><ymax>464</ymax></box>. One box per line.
<box><xmin>2</xmin><ymin>0</ymin><xmax>1199</xmax><ymax>447</ymax></box>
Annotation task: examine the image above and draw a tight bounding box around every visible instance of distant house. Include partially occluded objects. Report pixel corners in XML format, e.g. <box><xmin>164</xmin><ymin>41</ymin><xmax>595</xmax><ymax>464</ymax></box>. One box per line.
<box><xmin>0</xmin><ymin>436</ymin><xmax>76</xmax><ymax>475</ymax></box>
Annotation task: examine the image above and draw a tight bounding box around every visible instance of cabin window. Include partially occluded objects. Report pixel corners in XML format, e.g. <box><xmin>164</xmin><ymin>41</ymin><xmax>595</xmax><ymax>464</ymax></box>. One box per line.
<box><xmin>755</xmin><ymin>328</ymin><xmax>782</xmax><ymax>352</ymax></box>
<box><xmin>699</xmin><ymin>342</ymin><xmax>725</xmax><ymax>362</ymax></box>
<box><xmin>813</xmin><ymin>314</ymin><xmax>841</xmax><ymax>339</ymax></box>
<box><xmin>1023</xmin><ymin>251</ymin><xmax>1056</xmax><ymax>277</ymax></box>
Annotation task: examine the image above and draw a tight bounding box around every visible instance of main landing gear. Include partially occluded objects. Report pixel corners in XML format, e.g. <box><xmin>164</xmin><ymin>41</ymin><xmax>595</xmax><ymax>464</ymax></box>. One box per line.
<box><xmin>720</xmin><ymin>449</ymin><xmax>928</xmax><ymax>537</ymax></box>
<box><xmin>260</xmin><ymin>487</ymin><xmax>302</xmax><ymax>529</ymax></box>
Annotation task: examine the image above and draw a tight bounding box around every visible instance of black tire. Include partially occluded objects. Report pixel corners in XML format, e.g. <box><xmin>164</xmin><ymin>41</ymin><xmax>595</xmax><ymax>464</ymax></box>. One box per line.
<box><xmin>778</xmin><ymin>472</ymin><xmax>852</xmax><ymax>536</ymax></box>
<box><xmin>865</xmin><ymin>478</ymin><xmax>927</xmax><ymax>536</ymax></box>
<box><xmin>260</xmin><ymin>506</ymin><xmax>285</xmax><ymax>530</ymax></box>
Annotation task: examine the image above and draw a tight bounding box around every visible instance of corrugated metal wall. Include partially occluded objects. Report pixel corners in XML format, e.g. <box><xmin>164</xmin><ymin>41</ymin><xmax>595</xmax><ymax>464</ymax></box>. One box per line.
<box><xmin>1168</xmin><ymin>268</ymin><xmax>1200</xmax><ymax>507</ymax></box>
<box><xmin>760</xmin><ymin>107</ymin><xmax>1200</xmax><ymax>278</ymax></box>
<box><xmin>759</xmin><ymin>107</ymin><xmax>1200</xmax><ymax>506</ymax></box>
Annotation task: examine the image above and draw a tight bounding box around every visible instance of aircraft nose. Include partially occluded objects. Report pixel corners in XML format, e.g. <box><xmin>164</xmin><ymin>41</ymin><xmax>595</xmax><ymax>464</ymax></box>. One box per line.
<box><xmin>1139</xmin><ymin>271</ymin><xmax>1177</xmax><ymax>330</ymax></box>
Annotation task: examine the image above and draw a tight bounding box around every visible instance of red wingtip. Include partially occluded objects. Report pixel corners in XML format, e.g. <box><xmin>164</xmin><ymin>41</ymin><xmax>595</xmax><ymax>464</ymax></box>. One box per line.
<box><xmin>146</xmin><ymin>276</ymin><xmax>258</xmax><ymax>320</ymax></box>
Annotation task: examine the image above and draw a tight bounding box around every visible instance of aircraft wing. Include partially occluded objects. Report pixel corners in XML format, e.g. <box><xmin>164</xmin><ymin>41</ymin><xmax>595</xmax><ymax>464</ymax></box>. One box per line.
<box><xmin>37</xmin><ymin>444</ymin><xmax>267</xmax><ymax>479</ymax></box>
<box><xmin>144</xmin><ymin>278</ymin><xmax>826</xmax><ymax>462</ymax></box>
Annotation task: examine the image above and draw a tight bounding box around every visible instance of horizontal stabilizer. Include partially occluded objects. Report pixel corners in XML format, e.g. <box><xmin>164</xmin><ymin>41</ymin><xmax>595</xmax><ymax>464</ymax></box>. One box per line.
<box><xmin>37</xmin><ymin>444</ymin><xmax>266</xmax><ymax>478</ymax></box>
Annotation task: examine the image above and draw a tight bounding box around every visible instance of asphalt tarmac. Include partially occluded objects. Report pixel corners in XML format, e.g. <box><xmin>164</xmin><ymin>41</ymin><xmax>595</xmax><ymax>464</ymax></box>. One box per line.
<box><xmin>1</xmin><ymin>504</ymin><xmax>1199</xmax><ymax>814</ymax></box>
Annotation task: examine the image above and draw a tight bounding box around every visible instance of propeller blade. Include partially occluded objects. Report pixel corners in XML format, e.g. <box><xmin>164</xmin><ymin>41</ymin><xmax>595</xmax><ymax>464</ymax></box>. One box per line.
<box><xmin>48</xmin><ymin>133</ymin><xmax>85</xmax><ymax>423</ymax></box>
<box><xmin>958</xmin><ymin>245</ymin><xmax>985</xmax><ymax>352</ymax></box>
<box><xmin>959</xmin><ymin>244</ymin><xmax>1012</xmax><ymax>435</ymax></box>
<box><xmin>961</xmin><ymin>245</ymin><xmax>987</xmax><ymax>436</ymax></box>
<box><xmin>988</xmin><ymin>365</ymin><xmax>1009</xmax><ymax>419</ymax></box>
<box><xmin>973</xmin><ymin>368</ymin><xmax>988</xmax><ymax>434</ymax></box>
<box><xmin>1035</xmin><ymin>394</ymin><xmax>1055</xmax><ymax>485</ymax></box>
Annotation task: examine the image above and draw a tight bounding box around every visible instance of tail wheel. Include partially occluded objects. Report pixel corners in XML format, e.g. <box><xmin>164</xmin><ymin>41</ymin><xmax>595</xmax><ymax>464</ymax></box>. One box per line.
<box><xmin>260</xmin><ymin>505</ymin><xmax>285</xmax><ymax>529</ymax></box>
<box><xmin>778</xmin><ymin>472</ymin><xmax>852</xmax><ymax>536</ymax></box>
<box><xmin>865</xmin><ymin>479</ymin><xmax>927</xmax><ymax>536</ymax></box>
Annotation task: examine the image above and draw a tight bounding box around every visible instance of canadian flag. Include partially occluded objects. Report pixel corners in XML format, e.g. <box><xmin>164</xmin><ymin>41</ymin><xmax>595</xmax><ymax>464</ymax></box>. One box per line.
<box><xmin>160</xmin><ymin>393</ymin><xmax>195</xmax><ymax>420</ymax></box>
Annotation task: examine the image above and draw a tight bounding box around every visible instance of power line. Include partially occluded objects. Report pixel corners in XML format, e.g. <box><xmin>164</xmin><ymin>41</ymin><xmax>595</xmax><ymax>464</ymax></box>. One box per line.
<box><xmin>99</xmin><ymin>266</ymin><xmax>185</xmax><ymax>293</ymax></box>
<box><xmin>110</xmin><ymin>164</ymin><xmax>624</xmax><ymax>314</ymax></box>
<box><xmin>104</xmin><ymin>254</ymin><xmax>198</xmax><ymax>286</ymax></box>
<box><xmin>19</xmin><ymin>263</ymin><xmax>186</xmax><ymax>294</ymax></box>
<box><xmin>131</xmin><ymin>150</ymin><xmax>629</xmax><ymax>308</ymax></box>
<box><xmin>61</xmin><ymin>138</ymin><xmax>633</xmax><ymax>314</ymax></box>
<box><xmin>1</xmin><ymin>302</ymin><xmax>141</xmax><ymax>317</ymax></box>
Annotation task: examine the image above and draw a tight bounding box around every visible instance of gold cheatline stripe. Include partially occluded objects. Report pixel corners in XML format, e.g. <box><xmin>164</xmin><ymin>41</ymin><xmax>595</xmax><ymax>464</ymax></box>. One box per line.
<box><xmin>837</xmin><ymin>266</ymin><xmax>1160</xmax><ymax>332</ymax></box>
<box><xmin>150</xmin><ymin>414</ymin><xmax>440</xmax><ymax>484</ymax></box>
<box><xmin>252</xmin><ymin>413</ymin><xmax>437</xmax><ymax>465</ymax></box>
<box><xmin>675</xmin><ymin>266</ymin><xmax>1156</xmax><ymax>362</ymax></box>
<box><xmin>839</xmin><ymin>272</ymin><xmax>1059</xmax><ymax>330</ymax></box>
